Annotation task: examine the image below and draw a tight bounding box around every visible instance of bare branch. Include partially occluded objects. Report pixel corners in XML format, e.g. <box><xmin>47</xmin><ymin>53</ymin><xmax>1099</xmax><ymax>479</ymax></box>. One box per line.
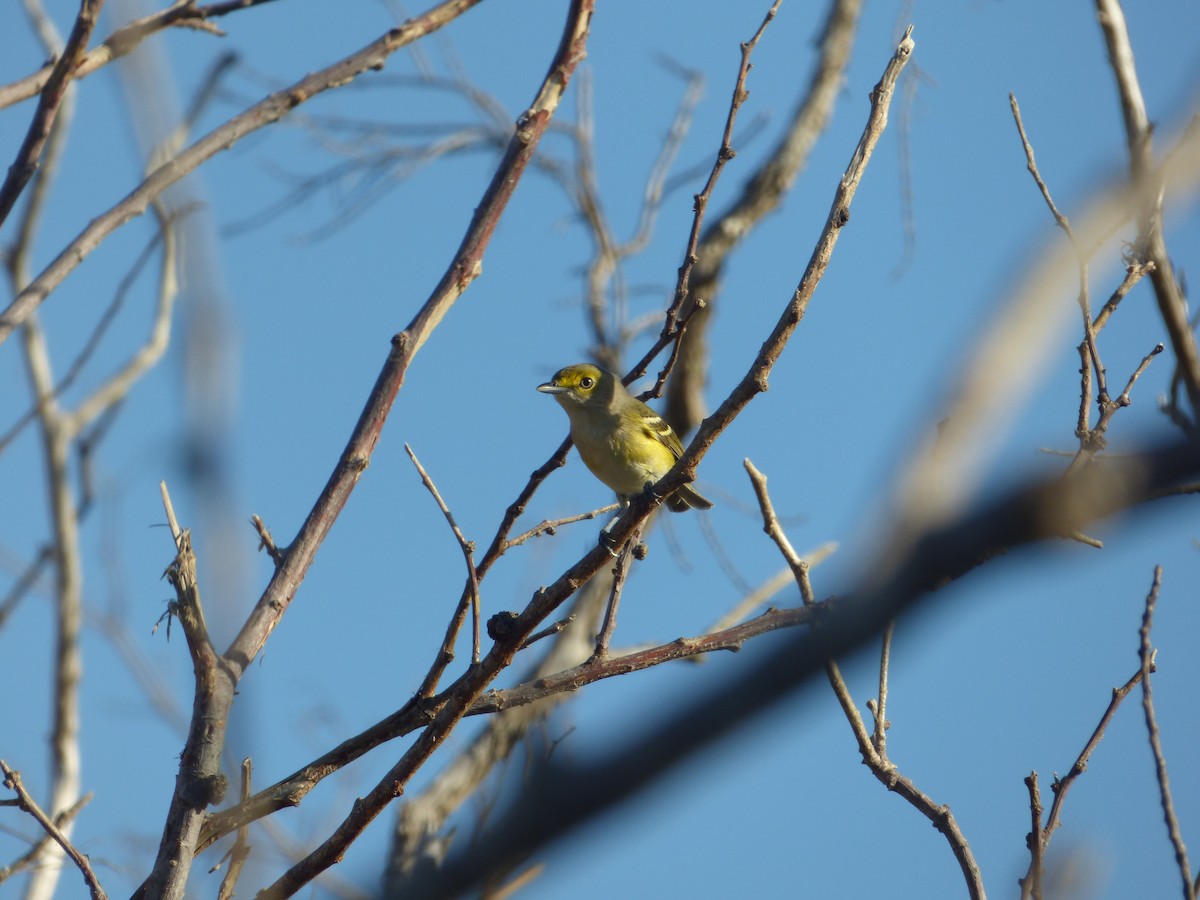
<box><xmin>406</xmin><ymin>443</ymin><xmax>481</xmax><ymax>663</ymax></box>
<box><xmin>590</xmin><ymin>523</ymin><xmax>644</xmax><ymax>661</ymax></box>
<box><xmin>745</xmin><ymin>457</ymin><xmax>984</xmax><ymax>899</ymax></box>
<box><xmin>0</xmin><ymin>0</ymin><xmax>282</xmax><ymax>110</ymax></box>
<box><xmin>0</xmin><ymin>761</ymin><xmax>107</xmax><ymax>900</ymax></box>
<box><xmin>1138</xmin><ymin>566</ymin><xmax>1196</xmax><ymax>900</ymax></box>
<box><xmin>1095</xmin><ymin>0</ymin><xmax>1200</xmax><ymax>425</ymax></box>
<box><xmin>0</xmin><ymin>0</ymin><xmax>104</xmax><ymax>229</ymax></box>
<box><xmin>1019</xmin><ymin>665</ymin><xmax>1145</xmax><ymax>899</ymax></box>
<box><xmin>667</xmin><ymin>0</ymin><xmax>865</xmax><ymax>433</ymax></box>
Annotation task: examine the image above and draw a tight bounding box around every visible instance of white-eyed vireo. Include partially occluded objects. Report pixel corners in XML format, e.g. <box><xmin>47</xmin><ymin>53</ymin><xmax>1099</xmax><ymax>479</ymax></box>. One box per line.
<box><xmin>537</xmin><ymin>364</ymin><xmax>713</xmax><ymax>521</ymax></box>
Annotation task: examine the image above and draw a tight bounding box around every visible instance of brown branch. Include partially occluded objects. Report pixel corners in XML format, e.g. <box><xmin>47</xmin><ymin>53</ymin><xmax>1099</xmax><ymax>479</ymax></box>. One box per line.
<box><xmin>1010</xmin><ymin>93</ymin><xmax>1074</xmax><ymax>236</ymax></box>
<box><xmin>230</xmin><ymin>0</ymin><xmax>587</xmax><ymax>686</ymax></box>
<box><xmin>646</xmin><ymin>24</ymin><xmax>915</xmax><ymax>519</ymax></box>
<box><xmin>197</xmin><ymin>597</ymin><xmax>821</xmax><ymax>855</ymax></box>
<box><xmin>1094</xmin><ymin>259</ymin><xmax>1154</xmax><ymax>332</ymax></box>
<box><xmin>500</xmin><ymin>503</ymin><xmax>619</xmax><ymax>550</ymax></box>
<box><xmin>0</xmin><ymin>0</ymin><xmax>104</xmax><ymax>229</ymax></box>
<box><xmin>387</xmin><ymin>575</ymin><xmax>612</xmax><ymax>888</ymax></box>
<box><xmin>1023</xmin><ymin>773</ymin><xmax>1045</xmax><ymax>900</ymax></box>
<box><xmin>471</xmin><ymin>604</ymin><xmax>820</xmax><ymax>716</ymax></box>
<box><xmin>0</xmin><ymin>791</ymin><xmax>91</xmax><ymax>884</ymax></box>
<box><xmin>0</xmin><ymin>0</ymin><xmax>486</xmax><ymax>347</ymax></box>
<box><xmin>0</xmin><ymin>761</ymin><xmax>107</xmax><ymax>900</ymax></box>
<box><xmin>246</xmin><ymin>5</ymin><xmax>595</xmax><ymax>893</ymax></box>
<box><xmin>400</xmin><ymin>435</ymin><xmax>1200</xmax><ymax>900</ymax></box>
<box><xmin>518</xmin><ymin>614</ymin><xmax>576</xmax><ymax>651</ymax></box>
<box><xmin>141</xmin><ymin>516</ymin><xmax>226</xmax><ymax>900</ymax></box>
<box><xmin>1010</xmin><ymin>91</ymin><xmax>1118</xmax><ymax>466</ymax></box>
<box><xmin>660</xmin><ymin>0</ymin><xmax>784</xmax><ymax>343</ymax></box>
<box><xmin>1138</xmin><ymin>566</ymin><xmax>1196</xmax><ymax>900</ymax></box>
<box><xmin>590</xmin><ymin>524</ymin><xmax>644</xmax><ymax>661</ymax></box>
<box><xmin>131</xmin><ymin>3</ymin><xmax>590</xmax><ymax>893</ymax></box>
<box><xmin>1067</xmin><ymin>342</ymin><xmax>1165</xmax><ymax>475</ymax></box>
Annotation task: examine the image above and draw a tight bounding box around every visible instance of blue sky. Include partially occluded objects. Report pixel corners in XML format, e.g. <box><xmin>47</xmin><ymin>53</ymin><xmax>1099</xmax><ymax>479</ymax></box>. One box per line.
<box><xmin>1</xmin><ymin>1</ymin><xmax>1199</xmax><ymax>898</ymax></box>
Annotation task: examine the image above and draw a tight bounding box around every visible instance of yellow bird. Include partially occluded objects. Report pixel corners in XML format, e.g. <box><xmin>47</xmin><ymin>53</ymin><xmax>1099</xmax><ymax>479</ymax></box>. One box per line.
<box><xmin>537</xmin><ymin>364</ymin><xmax>712</xmax><ymax>521</ymax></box>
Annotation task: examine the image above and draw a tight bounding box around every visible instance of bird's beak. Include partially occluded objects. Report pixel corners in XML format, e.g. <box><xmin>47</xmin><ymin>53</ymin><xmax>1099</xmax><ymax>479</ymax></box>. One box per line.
<box><xmin>537</xmin><ymin>382</ymin><xmax>566</xmax><ymax>394</ymax></box>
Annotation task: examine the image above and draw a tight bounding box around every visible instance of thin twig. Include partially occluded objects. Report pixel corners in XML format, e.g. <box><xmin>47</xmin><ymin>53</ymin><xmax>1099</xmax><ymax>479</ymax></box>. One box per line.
<box><xmin>0</xmin><ymin>791</ymin><xmax>91</xmax><ymax>885</ymax></box>
<box><xmin>250</xmin><ymin>514</ymin><xmax>284</xmax><ymax>565</ymax></box>
<box><xmin>590</xmin><ymin>524</ymin><xmax>644</xmax><ymax>661</ymax></box>
<box><xmin>872</xmin><ymin>620</ymin><xmax>893</xmax><ymax>753</ymax></box>
<box><xmin>0</xmin><ymin>761</ymin><xmax>107</xmax><ymax>900</ymax></box>
<box><xmin>406</xmin><ymin>443</ymin><xmax>481</xmax><ymax>663</ymax></box>
<box><xmin>1010</xmin><ymin>93</ymin><xmax>1074</xmax><ymax>234</ymax></box>
<box><xmin>1019</xmin><ymin>664</ymin><xmax>1145</xmax><ymax>898</ymax></box>
<box><xmin>1023</xmin><ymin>773</ymin><xmax>1045</xmax><ymax>900</ymax></box>
<box><xmin>518</xmin><ymin>615</ymin><xmax>576</xmax><ymax>651</ymax></box>
<box><xmin>660</xmin><ymin>0</ymin><xmax>783</xmax><ymax>342</ymax></box>
<box><xmin>501</xmin><ymin>504</ymin><xmax>619</xmax><ymax>551</ymax></box>
<box><xmin>159</xmin><ymin>480</ymin><xmax>182</xmax><ymax>546</ymax></box>
<box><xmin>0</xmin><ymin>0</ymin><xmax>104</xmax><ymax>228</ymax></box>
<box><xmin>1138</xmin><ymin>567</ymin><xmax>1195</xmax><ymax>900</ymax></box>
<box><xmin>1096</xmin><ymin>0</ymin><xmax>1200</xmax><ymax>426</ymax></box>
<box><xmin>745</xmin><ymin>455</ymin><xmax>984</xmax><ymax>900</ymax></box>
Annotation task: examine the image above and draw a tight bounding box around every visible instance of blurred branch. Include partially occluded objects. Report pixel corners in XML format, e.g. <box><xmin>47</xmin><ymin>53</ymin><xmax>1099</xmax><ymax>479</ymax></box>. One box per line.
<box><xmin>213</xmin><ymin>758</ymin><xmax>252</xmax><ymax>900</ymax></box>
<box><xmin>570</xmin><ymin>61</ymin><xmax>705</xmax><ymax>368</ymax></box>
<box><xmin>386</xmin><ymin>572</ymin><xmax>608</xmax><ymax>890</ymax></box>
<box><xmin>884</xmin><ymin>111</ymin><xmax>1200</xmax><ymax>556</ymax></box>
<box><xmin>0</xmin><ymin>0</ymin><xmax>487</xmax><ymax>346</ymax></box>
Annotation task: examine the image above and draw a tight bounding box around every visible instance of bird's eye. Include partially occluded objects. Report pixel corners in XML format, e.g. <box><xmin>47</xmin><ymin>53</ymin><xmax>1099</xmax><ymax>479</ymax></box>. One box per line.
<box><xmin>579</xmin><ymin>376</ymin><xmax>594</xmax><ymax>389</ymax></box>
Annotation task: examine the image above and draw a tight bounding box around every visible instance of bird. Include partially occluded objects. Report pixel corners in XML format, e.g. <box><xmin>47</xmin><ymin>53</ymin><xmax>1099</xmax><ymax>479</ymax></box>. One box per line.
<box><xmin>537</xmin><ymin>364</ymin><xmax>712</xmax><ymax>533</ymax></box>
